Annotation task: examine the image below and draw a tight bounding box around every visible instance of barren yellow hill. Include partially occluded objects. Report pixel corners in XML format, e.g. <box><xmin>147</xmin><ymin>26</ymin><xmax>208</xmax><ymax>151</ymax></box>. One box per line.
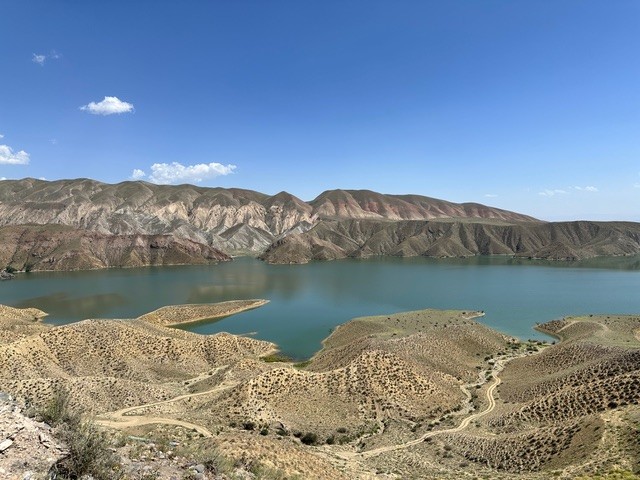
<box><xmin>0</xmin><ymin>304</ymin><xmax>638</xmax><ymax>479</ymax></box>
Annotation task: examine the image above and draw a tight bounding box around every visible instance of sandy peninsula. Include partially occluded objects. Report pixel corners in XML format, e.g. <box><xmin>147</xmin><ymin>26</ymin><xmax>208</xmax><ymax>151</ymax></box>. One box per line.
<box><xmin>137</xmin><ymin>299</ymin><xmax>269</xmax><ymax>327</ymax></box>
<box><xmin>0</xmin><ymin>304</ymin><xmax>48</xmax><ymax>321</ymax></box>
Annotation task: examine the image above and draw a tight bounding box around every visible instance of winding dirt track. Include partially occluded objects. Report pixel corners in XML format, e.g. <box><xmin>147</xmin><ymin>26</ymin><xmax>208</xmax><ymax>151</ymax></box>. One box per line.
<box><xmin>96</xmin><ymin>353</ymin><xmax>520</xmax><ymax>465</ymax></box>
<box><xmin>325</xmin><ymin>357</ymin><xmax>512</xmax><ymax>462</ymax></box>
<box><xmin>96</xmin><ymin>365</ymin><xmax>233</xmax><ymax>438</ymax></box>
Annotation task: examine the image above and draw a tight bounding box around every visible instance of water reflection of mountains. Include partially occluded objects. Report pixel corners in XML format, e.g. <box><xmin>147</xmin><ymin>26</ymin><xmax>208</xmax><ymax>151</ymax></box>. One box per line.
<box><xmin>16</xmin><ymin>292</ymin><xmax>127</xmax><ymax>320</ymax></box>
<box><xmin>187</xmin><ymin>264</ymin><xmax>303</xmax><ymax>303</ymax></box>
<box><xmin>182</xmin><ymin>254</ymin><xmax>640</xmax><ymax>305</ymax></box>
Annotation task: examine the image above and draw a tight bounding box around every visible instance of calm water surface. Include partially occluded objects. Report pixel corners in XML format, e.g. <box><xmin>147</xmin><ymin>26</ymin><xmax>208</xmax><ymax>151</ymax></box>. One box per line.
<box><xmin>1</xmin><ymin>256</ymin><xmax>639</xmax><ymax>359</ymax></box>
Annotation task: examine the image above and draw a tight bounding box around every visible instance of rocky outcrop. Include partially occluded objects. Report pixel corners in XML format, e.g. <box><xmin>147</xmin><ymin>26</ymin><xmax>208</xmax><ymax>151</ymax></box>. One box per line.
<box><xmin>0</xmin><ymin>271</ymin><xmax>13</xmax><ymax>281</ymax></box>
<box><xmin>0</xmin><ymin>393</ymin><xmax>66</xmax><ymax>479</ymax></box>
<box><xmin>0</xmin><ymin>224</ymin><xmax>230</xmax><ymax>272</ymax></box>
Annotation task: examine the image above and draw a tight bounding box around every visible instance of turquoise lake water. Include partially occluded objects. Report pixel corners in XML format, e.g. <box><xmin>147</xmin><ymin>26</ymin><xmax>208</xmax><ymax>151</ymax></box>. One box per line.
<box><xmin>1</xmin><ymin>256</ymin><xmax>639</xmax><ymax>359</ymax></box>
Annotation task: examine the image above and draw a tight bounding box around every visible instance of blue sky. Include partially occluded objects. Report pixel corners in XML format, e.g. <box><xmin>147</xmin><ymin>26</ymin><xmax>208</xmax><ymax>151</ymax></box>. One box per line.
<box><xmin>1</xmin><ymin>1</ymin><xmax>639</xmax><ymax>221</ymax></box>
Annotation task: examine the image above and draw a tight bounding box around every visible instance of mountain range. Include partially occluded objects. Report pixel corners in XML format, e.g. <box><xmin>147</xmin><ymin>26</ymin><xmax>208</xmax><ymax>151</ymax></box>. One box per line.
<box><xmin>0</xmin><ymin>178</ymin><xmax>639</xmax><ymax>270</ymax></box>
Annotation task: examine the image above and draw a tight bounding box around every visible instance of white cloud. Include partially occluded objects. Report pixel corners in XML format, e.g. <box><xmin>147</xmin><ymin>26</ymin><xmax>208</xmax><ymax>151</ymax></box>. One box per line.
<box><xmin>484</xmin><ymin>194</ymin><xmax>498</xmax><ymax>198</ymax></box>
<box><xmin>141</xmin><ymin>162</ymin><xmax>236</xmax><ymax>184</ymax></box>
<box><xmin>0</xmin><ymin>177</ymin><xmax>6</xmax><ymax>181</ymax></box>
<box><xmin>573</xmin><ymin>186</ymin><xmax>598</xmax><ymax>192</ymax></box>
<box><xmin>0</xmin><ymin>144</ymin><xmax>30</xmax><ymax>165</ymax></box>
<box><xmin>538</xmin><ymin>189</ymin><xmax>567</xmax><ymax>197</ymax></box>
<box><xmin>32</xmin><ymin>51</ymin><xmax>62</xmax><ymax>65</ymax></box>
<box><xmin>80</xmin><ymin>96</ymin><xmax>134</xmax><ymax>115</ymax></box>
<box><xmin>0</xmin><ymin>134</ymin><xmax>4</xmax><ymax>139</ymax></box>
<box><xmin>131</xmin><ymin>168</ymin><xmax>146</xmax><ymax>180</ymax></box>
<box><xmin>32</xmin><ymin>53</ymin><xmax>46</xmax><ymax>65</ymax></box>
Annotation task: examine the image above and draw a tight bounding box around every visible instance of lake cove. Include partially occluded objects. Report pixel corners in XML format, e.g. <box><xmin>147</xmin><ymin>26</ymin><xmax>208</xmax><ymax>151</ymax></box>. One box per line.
<box><xmin>1</xmin><ymin>255</ymin><xmax>639</xmax><ymax>359</ymax></box>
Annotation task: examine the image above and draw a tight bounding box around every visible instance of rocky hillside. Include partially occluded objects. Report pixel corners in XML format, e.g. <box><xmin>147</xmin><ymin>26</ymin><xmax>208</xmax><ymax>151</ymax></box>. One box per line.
<box><xmin>0</xmin><ymin>178</ymin><xmax>534</xmax><ymax>255</ymax></box>
<box><xmin>0</xmin><ymin>393</ymin><xmax>66</xmax><ymax>479</ymax></box>
<box><xmin>1</xmin><ymin>178</ymin><xmax>640</xmax><ymax>269</ymax></box>
<box><xmin>260</xmin><ymin>219</ymin><xmax>640</xmax><ymax>263</ymax></box>
<box><xmin>0</xmin><ymin>224</ymin><xmax>230</xmax><ymax>271</ymax></box>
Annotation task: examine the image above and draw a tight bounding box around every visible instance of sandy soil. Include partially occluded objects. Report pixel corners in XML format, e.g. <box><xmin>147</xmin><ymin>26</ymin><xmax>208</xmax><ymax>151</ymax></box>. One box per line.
<box><xmin>137</xmin><ymin>299</ymin><xmax>269</xmax><ymax>327</ymax></box>
<box><xmin>0</xmin><ymin>305</ymin><xmax>48</xmax><ymax>321</ymax></box>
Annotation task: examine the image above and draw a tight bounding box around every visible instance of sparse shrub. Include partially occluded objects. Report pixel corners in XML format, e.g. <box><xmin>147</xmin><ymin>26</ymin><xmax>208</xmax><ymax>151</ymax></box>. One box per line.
<box><xmin>200</xmin><ymin>448</ymin><xmax>233</xmax><ymax>475</ymax></box>
<box><xmin>50</xmin><ymin>417</ymin><xmax>121</xmax><ymax>479</ymax></box>
<box><xmin>260</xmin><ymin>427</ymin><xmax>269</xmax><ymax>436</ymax></box>
<box><xmin>39</xmin><ymin>390</ymin><xmax>120</xmax><ymax>479</ymax></box>
<box><xmin>300</xmin><ymin>432</ymin><xmax>318</xmax><ymax>445</ymax></box>
<box><xmin>336</xmin><ymin>427</ymin><xmax>348</xmax><ymax>434</ymax></box>
<box><xmin>325</xmin><ymin>435</ymin><xmax>335</xmax><ymax>445</ymax></box>
<box><xmin>4</xmin><ymin>265</ymin><xmax>16</xmax><ymax>274</ymax></box>
<box><xmin>39</xmin><ymin>389</ymin><xmax>73</xmax><ymax>427</ymax></box>
<box><xmin>243</xmin><ymin>421</ymin><xmax>256</xmax><ymax>431</ymax></box>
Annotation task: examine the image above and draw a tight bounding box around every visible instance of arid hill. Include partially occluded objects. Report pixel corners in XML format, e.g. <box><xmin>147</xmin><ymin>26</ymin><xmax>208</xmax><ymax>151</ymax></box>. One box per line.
<box><xmin>0</xmin><ymin>224</ymin><xmax>229</xmax><ymax>271</ymax></box>
<box><xmin>0</xmin><ymin>303</ymin><xmax>638</xmax><ymax>478</ymax></box>
<box><xmin>0</xmin><ymin>305</ymin><xmax>50</xmax><ymax>345</ymax></box>
<box><xmin>1</xmin><ymin>178</ymin><xmax>639</xmax><ymax>270</ymax></box>
<box><xmin>260</xmin><ymin>218</ymin><xmax>640</xmax><ymax>263</ymax></box>
<box><xmin>397</xmin><ymin>315</ymin><xmax>639</xmax><ymax>479</ymax></box>
<box><xmin>0</xmin><ymin>316</ymin><xmax>275</xmax><ymax>414</ymax></box>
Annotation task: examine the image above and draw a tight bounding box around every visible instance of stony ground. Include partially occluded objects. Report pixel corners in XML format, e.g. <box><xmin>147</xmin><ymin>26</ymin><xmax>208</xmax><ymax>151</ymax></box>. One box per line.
<box><xmin>0</xmin><ymin>393</ymin><xmax>65</xmax><ymax>480</ymax></box>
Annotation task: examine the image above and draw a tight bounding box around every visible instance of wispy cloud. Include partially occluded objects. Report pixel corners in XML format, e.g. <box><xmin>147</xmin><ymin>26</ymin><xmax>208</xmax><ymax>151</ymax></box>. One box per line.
<box><xmin>80</xmin><ymin>96</ymin><xmax>134</xmax><ymax>115</ymax></box>
<box><xmin>572</xmin><ymin>186</ymin><xmax>598</xmax><ymax>192</ymax></box>
<box><xmin>0</xmin><ymin>134</ymin><xmax>4</xmax><ymax>139</ymax></box>
<box><xmin>0</xmin><ymin>144</ymin><xmax>30</xmax><ymax>165</ymax></box>
<box><xmin>634</xmin><ymin>183</ymin><xmax>640</xmax><ymax>189</ymax></box>
<box><xmin>484</xmin><ymin>194</ymin><xmax>498</xmax><ymax>198</ymax></box>
<box><xmin>32</xmin><ymin>50</ymin><xmax>61</xmax><ymax>66</ymax></box>
<box><xmin>32</xmin><ymin>53</ymin><xmax>46</xmax><ymax>65</ymax></box>
<box><xmin>538</xmin><ymin>189</ymin><xmax>567</xmax><ymax>197</ymax></box>
<box><xmin>132</xmin><ymin>162</ymin><xmax>236</xmax><ymax>184</ymax></box>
